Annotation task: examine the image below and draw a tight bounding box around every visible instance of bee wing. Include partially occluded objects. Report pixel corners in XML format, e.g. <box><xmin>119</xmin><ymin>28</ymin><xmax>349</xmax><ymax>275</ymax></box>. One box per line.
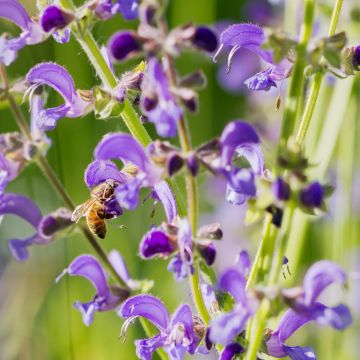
<box><xmin>71</xmin><ymin>198</ymin><xmax>98</xmax><ymax>223</ymax></box>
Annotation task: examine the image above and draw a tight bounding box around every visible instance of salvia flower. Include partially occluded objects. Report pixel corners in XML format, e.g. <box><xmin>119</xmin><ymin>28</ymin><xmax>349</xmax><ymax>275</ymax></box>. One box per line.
<box><xmin>119</xmin><ymin>294</ymin><xmax>202</xmax><ymax>359</ymax></box>
<box><xmin>0</xmin><ymin>0</ymin><xmax>44</xmax><ymax>65</ymax></box>
<box><xmin>214</xmin><ymin>23</ymin><xmax>292</xmax><ymax>91</ymax></box>
<box><xmin>86</xmin><ymin>133</ymin><xmax>164</xmax><ymax>212</ymax></box>
<box><xmin>108</xmin><ymin>31</ymin><xmax>141</xmax><ymax>62</ymax></box>
<box><xmin>219</xmin><ymin>120</ymin><xmax>265</xmax><ymax>205</ymax></box>
<box><xmin>40</xmin><ymin>5</ymin><xmax>74</xmax><ymax>44</ymax></box>
<box><xmin>0</xmin><ymin>193</ymin><xmax>72</xmax><ymax>261</ymax></box>
<box><xmin>140</xmin><ymin>58</ymin><xmax>183</xmax><ymax>138</ymax></box>
<box><xmin>209</xmin><ymin>254</ymin><xmax>258</xmax><ymax>346</ymax></box>
<box><xmin>140</xmin><ymin>218</ymin><xmax>195</xmax><ymax>281</ymax></box>
<box><xmin>92</xmin><ymin>0</ymin><xmax>139</xmax><ymax>21</ymax></box>
<box><xmin>26</xmin><ymin>62</ymin><xmax>93</xmax><ymax>131</ymax></box>
<box><xmin>266</xmin><ymin>260</ymin><xmax>352</xmax><ymax>359</ymax></box>
<box><xmin>56</xmin><ymin>253</ymin><xmax>130</xmax><ymax>326</ymax></box>
<box><xmin>300</xmin><ymin>181</ymin><xmax>324</xmax><ymax>209</ymax></box>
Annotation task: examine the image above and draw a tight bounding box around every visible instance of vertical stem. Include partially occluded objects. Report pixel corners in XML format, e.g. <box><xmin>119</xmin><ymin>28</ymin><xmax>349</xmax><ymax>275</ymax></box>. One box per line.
<box><xmin>161</xmin><ymin>31</ymin><xmax>210</xmax><ymax>323</ymax></box>
<box><xmin>295</xmin><ymin>0</ymin><xmax>344</xmax><ymax>146</ymax></box>
<box><xmin>277</xmin><ymin>0</ymin><xmax>315</xmax><ymax>153</ymax></box>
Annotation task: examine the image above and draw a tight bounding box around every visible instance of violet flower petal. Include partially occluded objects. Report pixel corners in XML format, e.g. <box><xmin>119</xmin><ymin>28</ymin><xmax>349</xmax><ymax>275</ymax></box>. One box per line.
<box><xmin>135</xmin><ymin>334</ymin><xmax>167</xmax><ymax>360</ymax></box>
<box><xmin>108</xmin><ymin>249</ymin><xmax>131</xmax><ymax>284</ymax></box>
<box><xmin>209</xmin><ymin>308</ymin><xmax>248</xmax><ymax>345</ymax></box>
<box><xmin>115</xmin><ymin>178</ymin><xmax>142</xmax><ymax>210</ymax></box>
<box><xmin>26</xmin><ymin>62</ymin><xmax>90</xmax><ymax>129</ymax></box>
<box><xmin>0</xmin><ymin>0</ymin><xmax>33</xmax><ymax>31</ymax></box>
<box><xmin>218</xmin><ymin>267</ymin><xmax>247</xmax><ymax>305</ymax></box>
<box><xmin>140</xmin><ymin>58</ymin><xmax>182</xmax><ymax>138</ymax></box>
<box><xmin>235</xmin><ymin>250</ymin><xmax>251</xmax><ymax>276</ymax></box>
<box><xmin>302</xmin><ymin>260</ymin><xmax>347</xmax><ymax>305</ymax></box>
<box><xmin>285</xmin><ymin>346</ymin><xmax>317</xmax><ymax>360</ymax></box>
<box><xmin>306</xmin><ymin>303</ymin><xmax>352</xmax><ymax>330</ymax></box>
<box><xmin>219</xmin><ymin>23</ymin><xmax>273</xmax><ymax>64</ymax></box>
<box><xmin>74</xmin><ymin>301</ymin><xmax>96</xmax><ymax>327</ymax></box>
<box><xmin>140</xmin><ymin>229</ymin><xmax>174</xmax><ymax>259</ymax></box>
<box><xmin>0</xmin><ymin>192</ymin><xmax>42</xmax><ymax>227</ymax></box>
<box><xmin>8</xmin><ymin>235</ymin><xmax>38</xmax><ymax>262</ymax></box>
<box><xmin>153</xmin><ymin>181</ymin><xmax>178</xmax><ymax>223</ymax></box>
<box><xmin>170</xmin><ymin>303</ymin><xmax>194</xmax><ymax>341</ymax></box>
<box><xmin>94</xmin><ymin>133</ymin><xmax>149</xmax><ymax>172</ymax></box>
<box><xmin>118</xmin><ymin>0</ymin><xmax>139</xmax><ymax>20</ymax></box>
<box><xmin>84</xmin><ymin>160</ymin><xmax>127</xmax><ymax>189</ymax></box>
<box><xmin>119</xmin><ymin>294</ymin><xmax>170</xmax><ymax>331</ymax></box>
<box><xmin>57</xmin><ymin>254</ymin><xmax>110</xmax><ymax>299</ymax></box>
<box><xmin>266</xmin><ymin>309</ymin><xmax>312</xmax><ymax>357</ymax></box>
<box><xmin>220</xmin><ymin>343</ymin><xmax>245</xmax><ymax>360</ymax></box>
<box><xmin>220</xmin><ymin>120</ymin><xmax>261</xmax><ymax>169</ymax></box>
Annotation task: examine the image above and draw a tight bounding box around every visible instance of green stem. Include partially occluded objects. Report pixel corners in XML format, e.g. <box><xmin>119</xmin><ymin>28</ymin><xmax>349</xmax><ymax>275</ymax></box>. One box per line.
<box><xmin>295</xmin><ymin>0</ymin><xmax>344</xmax><ymax>146</ymax></box>
<box><xmin>277</xmin><ymin>0</ymin><xmax>315</xmax><ymax>153</ymax></box>
<box><xmin>245</xmin><ymin>214</ymin><xmax>273</xmax><ymax>290</ymax></box>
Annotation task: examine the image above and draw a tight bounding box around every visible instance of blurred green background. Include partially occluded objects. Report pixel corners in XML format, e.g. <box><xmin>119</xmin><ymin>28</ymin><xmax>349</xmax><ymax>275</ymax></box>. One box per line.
<box><xmin>0</xmin><ymin>0</ymin><xmax>359</xmax><ymax>359</ymax></box>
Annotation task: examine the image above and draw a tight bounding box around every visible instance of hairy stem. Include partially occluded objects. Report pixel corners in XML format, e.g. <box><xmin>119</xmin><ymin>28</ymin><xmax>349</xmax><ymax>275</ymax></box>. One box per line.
<box><xmin>296</xmin><ymin>0</ymin><xmax>344</xmax><ymax>146</ymax></box>
<box><xmin>276</xmin><ymin>0</ymin><xmax>315</xmax><ymax>156</ymax></box>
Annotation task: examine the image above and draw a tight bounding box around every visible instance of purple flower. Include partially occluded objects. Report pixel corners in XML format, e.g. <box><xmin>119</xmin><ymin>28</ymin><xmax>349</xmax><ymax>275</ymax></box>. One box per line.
<box><xmin>300</xmin><ymin>182</ymin><xmax>324</xmax><ymax>208</ymax></box>
<box><xmin>167</xmin><ymin>218</ymin><xmax>194</xmax><ymax>281</ymax></box>
<box><xmin>0</xmin><ymin>0</ymin><xmax>44</xmax><ymax>65</ymax></box>
<box><xmin>214</xmin><ymin>23</ymin><xmax>292</xmax><ymax>91</ymax></box>
<box><xmin>352</xmin><ymin>45</ymin><xmax>360</xmax><ymax>68</ymax></box>
<box><xmin>90</xmin><ymin>132</ymin><xmax>163</xmax><ymax>210</ymax></box>
<box><xmin>118</xmin><ymin>0</ymin><xmax>139</xmax><ymax>20</ymax></box>
<box><xmin>191</xmin><ymin>27</ymin><xmax>218</xmax><ymax>53</ymax></box>
<box><xmin>93</xmin><ymin>0</ymin><xmax>139</xmax><ymax>21</ymax></box>
<box><xmin>140</xmin><ymin>218</ymin><xmax>195</xmax><ymax>281</ymax></box>
<box><xmin>56</xmin><ymin>253</ymin><xmax>130</xmax><ymax>326</ymax></box>
<box><xmin>40</xmin><ymin>5</ymin><xmax>73</xmax><ymax>44</ymax></box>
<box><xmin>220</xmin><ymin>343</ymin><xmax>245</xmax><ymax>360</ymax></box>
<box><xmin>0</xmin><ymin>193</ymin><xmax>71</xmax><ymax>261</ymax></box>
<box><xmin>108</xmin><ymin>31</ymin><xmax>141</xmax><ymax>62</ymax></box>
<box><xmin>273</xmin><ymin>177</ymin><xmax>291</xmax><ymax>201</ymax></box>
<box><xmin>119</xmin><ymin>294</ymin><xmax>201</xmax><ymax>359</ymax></box>
<box><xmin>209</xmin><ymin>261</ymin><xmax>257</xmax><ymax>345</ymax></box>
<box><xmin>140</xmin><ymin>58</ymin><xmax>183</xmax><ymax>138</ymax></box>
<box><xmin>26</xmin><ymin>63</ymin><xmax>92</xmax><ymax>130</ymax></box>
<box><xmin>267</xmin><ymin>260</ymin><xmax>352</xmax><ymax>359</ymax></box>
<box><xmin>153</xmin><ymin>181</ymin><xmax>178</xmax><ymax>223</ymax></box>
<box><xmin>220</xmin><ymin>120</ymin><xmax>264</xmax><ymax>205</ymax></box>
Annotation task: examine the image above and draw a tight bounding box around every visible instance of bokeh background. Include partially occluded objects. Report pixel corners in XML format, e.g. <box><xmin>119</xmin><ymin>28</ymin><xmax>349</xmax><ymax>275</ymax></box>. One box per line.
<box><xmin>0</xmin><ymin>0</ymin><xmax>359</xmax><ymax>359</ymax></box>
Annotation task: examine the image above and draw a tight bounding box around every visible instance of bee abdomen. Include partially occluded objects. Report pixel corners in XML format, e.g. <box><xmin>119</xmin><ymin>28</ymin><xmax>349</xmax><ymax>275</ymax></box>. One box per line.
<box><xmin>87</xmin><ymin>206</ymin><xmax>107</xmax><ymax>239</ymax></box>
<box><xmin>88</xmin><ymin>217</ymin><xmax>107</xmax><ymax>239</ymax></box>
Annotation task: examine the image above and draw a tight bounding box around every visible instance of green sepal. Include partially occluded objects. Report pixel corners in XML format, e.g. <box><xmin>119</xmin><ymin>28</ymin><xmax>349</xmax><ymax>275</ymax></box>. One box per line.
<box><xmin>198</xmin><ymin>259</ymin><xmax>217</xmax><ymax>286</ymax></box>
<box><xmin>93</xmin><ymin>86</ymin><xmax>124</xmax><ymax>119</ymax></box>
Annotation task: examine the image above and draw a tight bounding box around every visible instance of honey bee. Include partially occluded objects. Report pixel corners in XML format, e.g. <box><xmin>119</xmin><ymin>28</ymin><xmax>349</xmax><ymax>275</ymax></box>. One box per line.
<box><xmin>71</xmin><ymin>180</ymin><xmax>118</xmax><ymax>239</ymax></box>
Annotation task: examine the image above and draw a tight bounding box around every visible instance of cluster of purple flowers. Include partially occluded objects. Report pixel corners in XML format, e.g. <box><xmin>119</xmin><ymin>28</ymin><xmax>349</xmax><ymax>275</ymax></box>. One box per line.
<box><xmin>0</xmin><ymin>0</ymin><xmax>357</xmax><ymax>359</ymax></box>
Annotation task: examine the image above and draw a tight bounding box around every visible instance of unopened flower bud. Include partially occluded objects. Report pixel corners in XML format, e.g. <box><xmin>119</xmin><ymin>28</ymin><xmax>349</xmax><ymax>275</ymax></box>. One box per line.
<box><xmin>300</xmin><ymin>181</ymin><xmax>324</xmax><ymax>208</ymax></box>
<box><xmin>108</xmin><ymin>31</ymin><xmax>141</xmax><ymax>62</ymax></box>
<box><xmin>197</xmin><ymin>241</ymin><xmax>216</xmax><ymax>266</ymax></box>
<box><xmin>191</xmin><ymin>26</ymin><xmax>218</xmax><ymax>52</ymax></box>
<box><xmin>352</xmin><ymin>45</ymin><xmax>360</xmax><ymax>68</ymax></box>
<box><xmin>37</xmin><ymin>208</ymin><xmax>73</xmax><ymax>241</ymax></box>
<box><xmin>197</xmin><ymin>223</ymin><xmax>223</xmax><ymax>240</ymax></box>
<box><xmin>40</xmin><ymin>6</ymin><xmax>74</xmax><ymax>33</ymax></box>
<box><xmin>186</xmin><ymin>151</ymin><xmax>199</xmax><ymax>176</ymax></box>
<box><xmin>167</xmin><ymin>152</ymin><xmax>184</xmax><ymax>176</ymax></box>
<box><xmin>272</xmin><ymin>176</ymin><xmax>291</xmax><ymax>201</ymax></box>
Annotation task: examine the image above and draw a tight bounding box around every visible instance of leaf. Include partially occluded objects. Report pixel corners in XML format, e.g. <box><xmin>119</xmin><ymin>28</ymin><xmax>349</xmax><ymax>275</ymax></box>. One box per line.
<box><xmin>198</xmin><ymin>259</ymin><xmax>217</xmax><ymax>286</ymax></box>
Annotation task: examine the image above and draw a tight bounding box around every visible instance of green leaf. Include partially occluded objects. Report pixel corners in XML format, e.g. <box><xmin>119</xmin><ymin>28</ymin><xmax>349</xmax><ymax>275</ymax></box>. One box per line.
<box><xmin>198</xmin><ymin>259</ymin><xmax>217</xmax><ymax>286</ymax></box>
